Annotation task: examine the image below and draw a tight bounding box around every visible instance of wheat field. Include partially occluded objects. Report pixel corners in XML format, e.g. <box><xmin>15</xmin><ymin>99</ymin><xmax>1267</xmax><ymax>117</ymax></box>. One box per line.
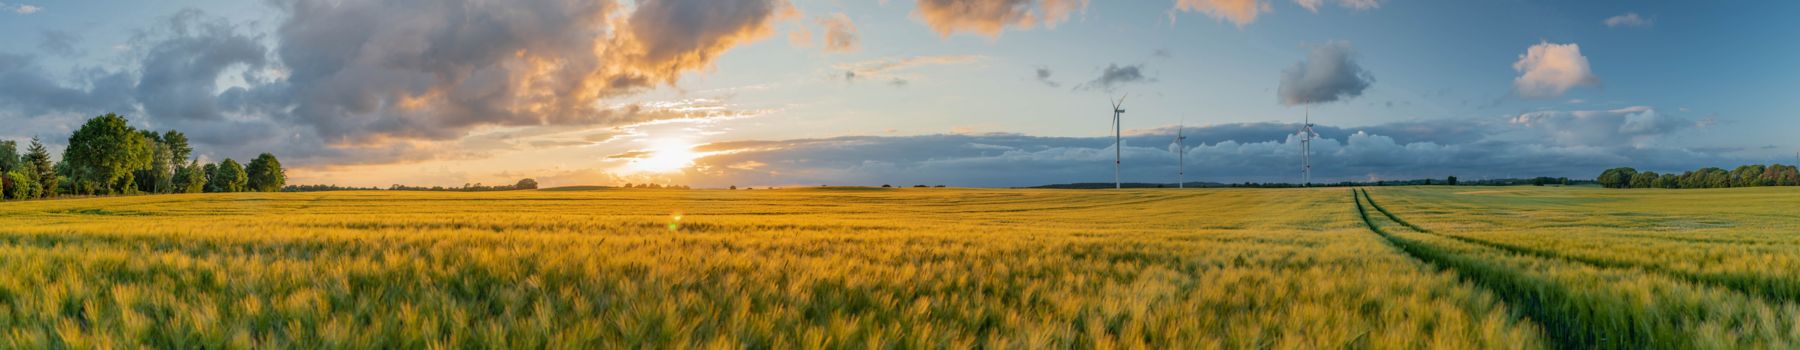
<box><xmin>1</xmin><ymin>186</ymin><xmax>1797</xmax><ymax>348</ymax></box>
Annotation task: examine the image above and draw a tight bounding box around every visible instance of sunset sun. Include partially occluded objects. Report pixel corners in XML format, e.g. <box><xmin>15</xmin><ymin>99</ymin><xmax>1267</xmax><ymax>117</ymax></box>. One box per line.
<box><xmin>624</xmin><ymin>139</ymin><xmax>701</xmax><ymax>174</ymax></box>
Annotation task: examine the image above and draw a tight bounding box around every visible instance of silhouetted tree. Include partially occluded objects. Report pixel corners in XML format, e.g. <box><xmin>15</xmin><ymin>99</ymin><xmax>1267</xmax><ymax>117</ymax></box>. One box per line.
<box><xmin>514</xmin><ymin>178</ymin><xmax>539</xmax><ymax>190</ymax></box>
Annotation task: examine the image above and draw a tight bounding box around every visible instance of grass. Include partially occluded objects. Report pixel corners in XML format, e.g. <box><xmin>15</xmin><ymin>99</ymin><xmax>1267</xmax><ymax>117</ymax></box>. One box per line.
<box><xmin>0</xmin><ymin>186</ymin><xmax>1795</xmax><ymax>348</ymax></box>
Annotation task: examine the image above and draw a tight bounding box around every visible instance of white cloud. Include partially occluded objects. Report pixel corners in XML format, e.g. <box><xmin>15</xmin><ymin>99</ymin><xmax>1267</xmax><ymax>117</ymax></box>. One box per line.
<box><xmin>1294</xmin><ymin>0</ymin><xmax>1379</xmax><ymax>13</ymax></box>
<box><xmin>2</xmin><ymin>2</ymin><xmax>42</xmax><ymax>14</ymax></box>
<box><xmin>1604</xmin><ymin>12</ymin><xmax>1652</xmax><ymax>28</ymax></box>
<box><xmin>1512</xmin><ymin>41</ymin><xmax>1599</xmax><ymax>98</ymax></box>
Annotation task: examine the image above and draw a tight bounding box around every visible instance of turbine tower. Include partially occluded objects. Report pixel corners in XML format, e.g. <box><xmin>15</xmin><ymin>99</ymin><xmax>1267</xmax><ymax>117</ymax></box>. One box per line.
<box><xmin>1298</xmin><ymin>107</ymin><xmax>1319</xmax><ymax>186</ymax></box>
<box><xmin>1110</xmin><ymin>94</ymin><xmax>1128</xmax><ymax>189</ymax></box>
<box><xmin>1175</xmin><ymin>118</ymin><xmax>1187</xmax><ymax>189</ymax></box>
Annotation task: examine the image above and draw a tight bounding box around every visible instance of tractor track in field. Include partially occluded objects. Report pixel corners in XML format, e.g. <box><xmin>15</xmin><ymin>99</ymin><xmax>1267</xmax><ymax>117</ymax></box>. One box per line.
<box><xmin>1360</xmin><ymin>189</ymin><xmax>1800</xmax><ymax>306</ymax></box>
<box><xmin>1353</xmin><ymin>188</ymin><xmax>1609</xmax><ymax>349</ymax></box>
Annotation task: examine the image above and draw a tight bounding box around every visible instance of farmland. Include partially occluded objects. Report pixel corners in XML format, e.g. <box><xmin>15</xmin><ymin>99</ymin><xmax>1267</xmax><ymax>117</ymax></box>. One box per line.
<box><xmin>1</xmin><ymin>187</ymin><xmax>1797</xmax><ymax>348</ymax></box>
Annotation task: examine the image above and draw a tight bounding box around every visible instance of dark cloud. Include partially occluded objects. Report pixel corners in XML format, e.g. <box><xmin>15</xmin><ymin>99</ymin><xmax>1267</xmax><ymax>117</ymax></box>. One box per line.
<box><xmin>684</xmin><ymin>116</ymin><xmax>1733</xmax><ymax>187</ymax></box>
<box><xmin>273</xmin><ymin>0</ymin><xmax>791</xmax><ymax>142</ymax></box>
<box><xmin>1</xmin><ymin>1</ymin><xmax>795</xmax><ymax>168</ymax></box>
<box><xmin>1034</xmin><ymin>67</ymin><xmax>1059</xmax><ymax>87</ymax></box>
<box><xmin>1278</xmin><ymin>41</ymin><xmax>1373</xmax><ymax>105</ymax></box>
<box><xmin>1076</xmin><ymin>63</ymin><xmax>1149</xmax><ymax>91</ymax></box>
<box><xmin>133</xmin><ymin>9</ymin><xmax>269</xmax><ymax>123</ymax></box>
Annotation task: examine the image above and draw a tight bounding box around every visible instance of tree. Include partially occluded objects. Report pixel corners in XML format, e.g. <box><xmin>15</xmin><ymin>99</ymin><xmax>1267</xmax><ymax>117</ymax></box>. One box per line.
<box><xmin>1596</xmin><ymin>167</ymin><xmax>1638</xmax><ymax>189</ymax></box>
<box><xmin>4</xmin><ymin>171</ymin><xmax>34</xmax><ymax>200</ymax></box>
<box><xmin>149</xmin><ymin>143</ymin><xmax>175</xmax><ymax>193</ymax></box>
<box><xmin>1629</xmin><ymin>171</ymin><xmax>1659</xmax><ymax>189</ymax></box>
<box><xmin>1446</xmin><ymin>176</ymin><xmax>1458</xmax><ymax>186</ymax></box>
<box><xmin>0</xmin><ymin>140</ymin><xmax>18</xmax><ymax>174</ymax></box>
<box><xmin>162</xmin><ymin>130</ymin><xmax>192</xmax><ymax>163</ymax></box>
<box><xmin>63</xmin><ymin>114</ymin><xmax>153</xmax><ymax>194</ymax></box>
<box><xmin>24</xmin><ymin>138</ymin><xmax>57</xmax><ymax>198</ymax></box>
<box><xmin>202</xmin><ymin>163</ymin><xmax>219</xmax><ymax>192</ymax></box>
<box><xmin>244</xmin><ymin>153</ymin><xmax>286</xmax><ymax>192</ymax></box>
<box><xmin>214</xmin><ymin>159</ymin><xmax>247</xmax><ymax>193</ymax></box>
<box><xmin>173</xmin><ymin>161</ymin><xmax>206</xmax><ymax>193</ymax></box>
<box><xmin>515</xmin><ymin>178</ymin><xmax>539</xmax><ymax>190</ymax></box>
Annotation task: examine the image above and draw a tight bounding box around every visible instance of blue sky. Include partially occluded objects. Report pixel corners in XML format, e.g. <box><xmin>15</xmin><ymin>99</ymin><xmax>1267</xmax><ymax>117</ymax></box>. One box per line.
<box><xmin>2</xmin><ymin>0</ymin><xmax>1797</xmax><ymax>187</ymax></box>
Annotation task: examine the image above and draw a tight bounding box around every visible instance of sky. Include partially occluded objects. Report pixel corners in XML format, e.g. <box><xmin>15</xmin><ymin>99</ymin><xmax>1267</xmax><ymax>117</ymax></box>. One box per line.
<box><xmin>3</xmin><ymin>0</ymin><xmax>1798</xmax><ymax>188</ymax></box>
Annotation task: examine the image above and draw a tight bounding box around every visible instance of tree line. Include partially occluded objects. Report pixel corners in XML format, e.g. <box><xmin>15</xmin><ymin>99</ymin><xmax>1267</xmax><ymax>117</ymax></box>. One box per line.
<box><xmin>0</xmin><ymin>113</ymin><xmax>285</xmax><ymax>201</ymax></box>
<box><xmin>1596</xmin><ymin>164</ymin><xmax>1800</xmax><ymax>189</ymax></box>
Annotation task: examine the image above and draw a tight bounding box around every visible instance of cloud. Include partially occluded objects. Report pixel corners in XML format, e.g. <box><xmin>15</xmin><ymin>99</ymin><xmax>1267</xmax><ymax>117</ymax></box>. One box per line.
<box><xmin>1278</xmin><ymin>41</ymin><xmax>1373</xmax><ymax>105</ymax></box>
<box><xmin>1293</xmin><ymin>0</ymin><xmax>1379</xmax><ymax>13</ymax></box>
<box><xmin>1508</xmin><ymin>106</ymin><xmax>1699</xmax><ymax>148</ymax></box>
<box><xmin>914</xmin><ymin>0</ymin><xmax>1087</xmax><ymax>37</ymax></box>
<box><xmin>271</xmin><ymin>0</ymin><xmax>795</xmax><ymax>143</ymax></box>
<box><xmin>788</xmin><ymin>28</ymin><xmax>814</xmax><ymax>48</ymax></box>
<box><xmin>2</xmin><ymin>2</ymin><xmax>40</xmax><ymax>14</ymax></box>
<box><xmin>1512</xmin><ymin>41</ymin><xmax>1599</xmax><ymax>98</ymax></box>
<box><xmin>836</xmin><ymin>55</ymin><xmax>982</xmax><ymax>85</ymax></box>
<box><xmin>0</xmin><ymin>2</ymin><xmax>797</xmax><ymax>168</ymax></box>
<box><xmin>37</xmin><ymin>30</ymin><xmax>82</xmax><ymax>57</ymax></box>
<box><xmin>1076</xmin><ymin>64</ymin><xmax>1150</xmax><ymax>91</ymax></box>
<box><xmin>1604</xmin><ymin>12</ymin><xmax>1652</xmax><ymax>28</ymax></box>
<box><xmin>683</xmin><ymin>115</ymin><xmax>1734</xmax><ymax>187</ymax></box>
<box><xmin>1034</xmin><ymin>67</ymin><xmax>1059</xmax><ymax>87</ymax></box>
<box><xmin>819</xmin><ymin>13</ymin><xmax>860</xmax><ymax>52</ymax></box>
<box><xmin>1171</xmin><ymin>0</ymin><xmax>1269</xmax><ymax>27</ymax></box>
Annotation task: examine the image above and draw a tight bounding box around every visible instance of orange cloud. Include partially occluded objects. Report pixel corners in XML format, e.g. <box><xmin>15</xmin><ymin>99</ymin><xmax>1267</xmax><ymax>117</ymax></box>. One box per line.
<box><xmin>914</xmin><ymin>0</ymin><xmax>1087</xmax><ymax>38</ymax></box>
<box><xmin>1172</xmin><ymin>0</ymin><xmax>1269</xmax><ymax>27</ymax></box>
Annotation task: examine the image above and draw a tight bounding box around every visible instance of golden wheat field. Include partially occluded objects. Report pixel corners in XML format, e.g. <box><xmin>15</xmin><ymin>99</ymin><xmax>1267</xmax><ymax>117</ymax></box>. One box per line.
<box><xmin>2</xmin><ymin>186</ymin><xmax>1799</xmax><ymax>348</ymax></box>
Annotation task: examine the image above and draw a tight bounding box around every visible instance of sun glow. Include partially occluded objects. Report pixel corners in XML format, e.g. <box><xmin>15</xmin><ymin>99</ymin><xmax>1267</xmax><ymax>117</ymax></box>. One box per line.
<box><xmin>624</xmin><ymin>139</ymin><xmax>701</xmax><ymax>174</ymax></box>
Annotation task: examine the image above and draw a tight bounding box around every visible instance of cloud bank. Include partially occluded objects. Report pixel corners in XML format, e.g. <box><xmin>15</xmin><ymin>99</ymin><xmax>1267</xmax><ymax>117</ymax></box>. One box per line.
<box><xmin>684</xmin><ymin>110</ymin><xmax>1728</xmax><ymax>187</ymax></box>
<box><xmin>1278</xmin><ymin>41</ymin><xmax>1373</xmax><ymax>105</ymax></box>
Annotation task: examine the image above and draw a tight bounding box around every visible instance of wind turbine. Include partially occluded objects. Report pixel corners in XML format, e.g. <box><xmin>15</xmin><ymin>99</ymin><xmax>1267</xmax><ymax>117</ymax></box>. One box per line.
<box><xmin>1110</xmin><ymin>94</ymin><xmax>1128</xmax><ymax>189</ymax></box>
<box><xmin>1174</xmin><ymin>117</ymin><xmax>1187</xmax><ymax>189</ymax></box>
<box><xmin>1298</xmin><ymin>107</ymin><xmax>1319</xmax><ymax>186</ymax></box>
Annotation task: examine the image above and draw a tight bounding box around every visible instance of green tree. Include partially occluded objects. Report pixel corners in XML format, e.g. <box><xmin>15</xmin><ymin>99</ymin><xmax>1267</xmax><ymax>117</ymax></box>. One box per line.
<box><xmin>203</xmin><ymin>163</ymin><xmax>220</xmax><ymax>192</ymax></box>
<box><xmin>1596</xmin><ymin>167</ymin><xmax>1638</xmax><ymax>189</ymax></box>
<box><xmin>0</xmin><ymin>140</ymin><xmax>18</xmax><ymax>173</ymax></box>
<box><xmin>4</xmin><ymin>170</ymin><xmax>37</xmax><ymax>200</ymax></box>
<box><xmin>63</xmin><ymin>114</ymin><xmax>153</xmax><ymax>194</ymax></box>
<box><xmin>162</xmin><ymin>130</ymin><xmax>192</xmax><ymax>163</ymax></box>
<box><xmin>25</xmin><ymin>137</ymin><xmax>56</xmax><ymax>198</ymax></box>
<box><xmin>173</xmin><ymin>161</ymin><xmax>207</xmax><ymax>194</ymax></box>
<box><xmin>515</xmin><ymin>178</ymin><xmax>539</xmax><ymax>190</ymax></box>
<box><xmin>244</xmin><ymin>153</ymin><xmax>286</xmax><ymax>192</ymax></box>
<box><xmin>1446</xmin><ymin>176</ymin><xmax>1457</xmax><ymax>186</ymax></box>
<box><xmin>1629</xmin><ymin>171</ymin><xmax>1659</xmax><ymax>189</ymax></box>
<box><xmin>214</xmin><ymin>159</ymin><xmax>247</xmax><ymax>193</ymax></box>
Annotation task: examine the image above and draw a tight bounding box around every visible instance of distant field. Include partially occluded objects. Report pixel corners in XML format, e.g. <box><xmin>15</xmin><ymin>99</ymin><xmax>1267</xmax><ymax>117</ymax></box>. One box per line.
<box><xmin>1</xmin><ymin>187</ymin><xmax>1797</xmax><ymax>348</ymax></box>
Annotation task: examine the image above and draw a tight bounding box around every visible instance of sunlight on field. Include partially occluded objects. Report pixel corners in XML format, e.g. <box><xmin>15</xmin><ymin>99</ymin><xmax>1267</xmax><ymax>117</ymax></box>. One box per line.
<box><xmin>0</xmin><ymin>188</ymin><xmax>1547</xmax><ymax>348</ymax></box>
<box><xmin>3</xmin><ymin>187</ymin><xmax>1800</xmax><ymax>348</ymax></box>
